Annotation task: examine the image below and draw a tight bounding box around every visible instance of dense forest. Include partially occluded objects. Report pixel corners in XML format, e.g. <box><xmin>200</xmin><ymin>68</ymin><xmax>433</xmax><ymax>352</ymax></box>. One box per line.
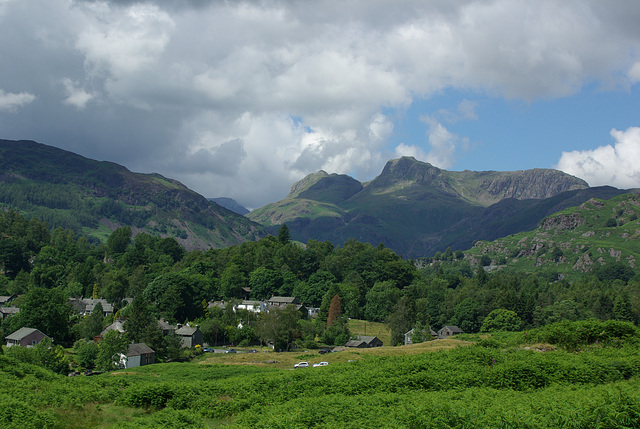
<box><xmin>1</xmin><ymin>208</ymin><xmax>638</xmax><ymax>356</ymax></box>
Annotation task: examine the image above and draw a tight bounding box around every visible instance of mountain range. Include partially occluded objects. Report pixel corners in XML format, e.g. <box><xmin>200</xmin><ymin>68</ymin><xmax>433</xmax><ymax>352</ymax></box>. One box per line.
<box><xmin>0</xmin><ymin>139</ymin><xmax>635</xmax><ymax>259</ymax></box>
<box><xmin>248</xmin><ymin>156</ymin><xmax>631</xmax><ymax>258</ymax></box>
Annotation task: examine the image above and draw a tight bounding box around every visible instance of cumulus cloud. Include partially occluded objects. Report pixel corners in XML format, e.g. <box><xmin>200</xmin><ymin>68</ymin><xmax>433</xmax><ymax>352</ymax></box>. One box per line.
<box><xmin>1</xmin><ymin>0</ymin><xmax>640</xmax><ymax>207</ymax></box>
<box><xmin>61</xmin><ymin>79</ymin><xmax>95</xmax><ymax>109</ymax></box>
<box><xmin>556</xmin><ymin>127</ymin><xmax>640</xmax><ymax>189</ymax></box>
<box><xmin>420</xmin><ymin>116</ymin><xmax>463</xmax><ymax>169</ymax></box>
<box><xmin>0</xmin><ymin>89</ymin><xmax>35</xmax><ymax>111</ymax></box>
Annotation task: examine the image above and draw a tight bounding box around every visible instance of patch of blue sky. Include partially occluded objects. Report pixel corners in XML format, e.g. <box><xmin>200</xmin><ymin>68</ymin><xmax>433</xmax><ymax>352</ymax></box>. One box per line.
<box><xmin>384</xmin><ymin>84</ymin><xmax>639</xmax><ymax>173</ymax></box>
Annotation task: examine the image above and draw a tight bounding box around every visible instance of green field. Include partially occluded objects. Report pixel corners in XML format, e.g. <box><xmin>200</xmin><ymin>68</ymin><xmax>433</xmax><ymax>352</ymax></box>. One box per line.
<box><xmin>3</xmin><ymin>320</ymin><xmax>640</xmax><ymax>428</ymax></box>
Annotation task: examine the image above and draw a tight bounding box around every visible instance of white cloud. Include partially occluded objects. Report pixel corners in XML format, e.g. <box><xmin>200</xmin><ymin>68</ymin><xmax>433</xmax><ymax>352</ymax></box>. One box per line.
<box><xmin>61</xmin><ymin>78</ymin><xmax>95</xmax><ymax>109</ymax></box>
<box><xmin>420</xmin><ymin>115</ymin><xmax>464</xmax><ymax>169</ymax></box>
<box><xmin>556</xmin><ymin>127</ymin><xmax>640</xmax><ymax>189</ymax></box>
<box><xmin>75</xmin><ymin>2</ymin><xmax>174</xmax><ymax>78</ymax></box>
<box><xmin>0</xmin><ymin>89</ymin><xmax>35</xmax><ymax>111</ymax></box>
<box><xmin>394</xmin><ymin>143</ymin><xmax>428</xmax><ymax>161</ymax></box>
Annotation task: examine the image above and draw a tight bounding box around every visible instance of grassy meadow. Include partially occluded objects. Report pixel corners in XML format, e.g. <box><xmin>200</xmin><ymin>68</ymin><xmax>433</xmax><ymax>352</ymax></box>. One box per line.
<box><xmin>3</xmin><ymin>319</ymin><xmax>640</xmax><ymax>428</ymax></box>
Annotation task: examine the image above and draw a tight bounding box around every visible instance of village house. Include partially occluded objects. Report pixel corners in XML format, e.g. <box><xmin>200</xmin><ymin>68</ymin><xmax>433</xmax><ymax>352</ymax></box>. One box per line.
<box><xmin>404</xmin><ymin>327</ymin><xmax>438</xmax><ymax>345</ymax></box>
<box><xmin>119</xmin><ymin>343</ymin><xmax>155</xmax><ymax>369</ymax></box>
<box><xmin>344</xmin><ymin>335</ymin><xmax>383</xmax><ymax>348</ymax></box>
<box><xmin>69</xmin><ymin>298</ymin><xmax>114</xmax><ymax>317</ymax></box>
<box><xmin>437</xmin><ymin>325</ymin><xmax>464</xmax><ymax>339</ymax></box>
<box><xmin>0</xmin><ymin>306</ymin><xmax>19</xmax><ymax>320</ymax></box>
<box><xmin>100</xmin><ymin>319</ymin><xmax>126</xmax><ymax>336</ymax></box>
<box><xmin>0</xmin><ymin>294</ymin><xmax>17</xmax><ymax>306</ymax></box>
<box><xmin>236</xmin><ymin>300</ymin><xmax>267</xmax><ymax>313</ymax></box>
<box><xmin>158</xmin><ymin>318</ymin><xmax>175</xmax><ymax>335</ymax></box>
<box><xmin>6</xmin><ymin>327</ymin><xmax>50</xmax><ymax>347</ymax></box>
<box><xmin>175</xmin><ymin>324</ymin><xmax>203</xmax><ymax>348</ymax></box>
<box><xmin>267</xmin><ymin>296</ymin><xmax>300</xmax><ymax>308</ymax></box>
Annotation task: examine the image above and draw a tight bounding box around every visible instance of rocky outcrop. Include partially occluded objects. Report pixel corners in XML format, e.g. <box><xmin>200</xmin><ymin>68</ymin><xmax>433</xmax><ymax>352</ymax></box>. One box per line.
<box><xmin>541</xmin><ymin>213</ymin><xmax>585</xmax><ymax>231</ymax></box>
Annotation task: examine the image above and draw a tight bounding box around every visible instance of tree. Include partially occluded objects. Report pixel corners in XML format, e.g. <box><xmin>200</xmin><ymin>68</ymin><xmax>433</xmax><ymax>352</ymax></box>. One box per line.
<box><xmin>256</xmin><ymin>305</ymin><xmax>301</xmax><ymax>351</ymax></box>
<box><xmin>364</xmin><ymin>281</ymin><xmax>402</xmax><ymax>322</ymax></box>
<box><xmin>480</xmin><ymin>309</ymin><xmax>523</xmax><ymax>332</ymax></box>
<box><xmin>13</xmin><ymin>287</ymin><xmax>72</xmax><ymax>345</ymax></box>
<box><xmin>249</xmin><ymin>267</ymin><xmax>282</xmax><ymax>300</ymax></box>
<box><xmin>220</xmin><ymin>263</ymin><xmax>247</xmax><ymax>299</ymax></box>
<box><xmin>450</xmin><ymin>298</ymin><xmax>482</xmax><ymax>333</ymax></box>
<box><xmin>123</xmin><ymin>297</ymin><xmax>154</xmax><ymax>343</ymax></box>
<box><xmin>95</xmin><ymin>330</ymin><xmax>129</xmax><ymax>371</ymax></box>
<box><xmin>76</xmin><ymin>301</ymin><xmax>105</xmax><ymax>340</ymax></box>
<box><xmin>106</xmin><ymin>227</ymin><xmax>131</xmax><ymax>255</ymax></box>
<box><xmin>277</xmin><ymin>224</ymin><xmax>291</xmax><ymax>244</ymax></box>
<box><xmin>326</xmin><ymin>294</ymin><xmax>342</xmax><ymax>328</ymax></box>
<box><xmin>73</xmin><ymin>339</ymin><xmax>99</xmax><ymax>369</ymax></box>
<box><xmin>387</xmin><ymin>296</ymin><xmax>416</xmax><ymax>346</ymax></box>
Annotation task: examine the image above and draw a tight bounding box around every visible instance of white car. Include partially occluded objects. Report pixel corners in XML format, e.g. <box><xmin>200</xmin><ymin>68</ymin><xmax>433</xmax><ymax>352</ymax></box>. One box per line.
<box><xmin>294</xmin><ymin>361</ymin><xmax>309</xmax><ymax>368</ymax></box>
<box><xmin>313</xmin><ymin>361</ymin><xmax>329</xmax><ymax>367</ymax></box>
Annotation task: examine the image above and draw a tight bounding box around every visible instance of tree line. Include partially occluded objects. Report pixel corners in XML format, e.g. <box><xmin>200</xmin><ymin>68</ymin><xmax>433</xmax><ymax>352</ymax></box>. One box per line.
<box><xmin>0</xmin><ymin>209</ymin><xmax>638</xmax><ymax>354</ymax></box>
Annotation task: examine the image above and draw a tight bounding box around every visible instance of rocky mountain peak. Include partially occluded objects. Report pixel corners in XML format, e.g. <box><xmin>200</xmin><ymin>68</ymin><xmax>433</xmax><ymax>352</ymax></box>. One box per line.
<box><xmin>287</xmin><ymin>170</ymin><xmax>330</xmax><ymax>198</ymax></box>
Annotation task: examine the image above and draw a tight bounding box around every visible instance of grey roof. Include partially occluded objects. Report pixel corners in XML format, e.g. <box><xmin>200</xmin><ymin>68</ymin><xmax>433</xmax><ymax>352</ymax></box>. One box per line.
<box><xmin>6</xmin><ymin>327</ymin><xmax>48</xmax><ymax>341</ymax></box>
<box><xmin>126</xmin><ymin>343</ymin><xmax>155</xmax><ymax>356</ymax></box>
<box><xmin>357</xmin><ymin>335</ymin><xmax>377</xmax><ymax>342</ymax></box>
<box><xmin>240</xmin><ymin>300</ymin><xmax>262</xmax><ymax>306</ymax></box>
<box><xmin>344</xmin><ymin>339</ymin><xmax>366</xmax><ymax>347</ymax></box>
<box><xmin>158</xmin><ymin>318</ymin><xmax>175</xmax><ymax>331</ymax></box>
<box><xmin>0</xmin><ymin>295</ymin><xmax>15</xmax><ymax>304</ymax></box>
<box><xmin>441</xmin><ymin>325</ymin><xmax>463</xmax><ymax>333</ymax></box>
<box><xmin>0</xmin><ymin>307</ymin><xmax>19</xmax><ymax>315</ymax></box>
<box><xmin>101</xmin><ymin>320</ymin><xmax>126</xmax><ymax>335</ymax></box>
<box><xmin>268</xmin><ymin>296</ymin><xmax>298</xmax><ymax>303</ymax></box>
<box><xmin>175</xmin><ymin>325</ymin><xmax>198</xmax><ymax>336</ymax></box>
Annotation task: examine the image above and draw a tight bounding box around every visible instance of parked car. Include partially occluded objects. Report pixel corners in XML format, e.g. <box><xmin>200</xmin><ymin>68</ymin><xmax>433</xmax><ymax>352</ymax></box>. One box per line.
<box><xmin>247</xmin><ymin>349</ymin><xmax>258</xmax><ymax>353</ymax></box>
<box><xmin>226</xmin><ymin>349</ymin><xmax>236</xmax><ymax>353</ymax></box>
<box><xmin>202</xmin><ymin>347</ymin><xmax>214</xmax><ymax>353</ymax></box>
<box><xmin>313</xmin><ymin>361</ymin><xmax>329</xmax><ymax>367</ymax></box>
<box><xmin>319</xmin><ymin>349</ymin><xmax>332</xmax><ymax>354</ymax></box>
<box><xmin>294</xmin><ymin>361</ymin><xmax>309</xmax><ymax>368</ymax></box>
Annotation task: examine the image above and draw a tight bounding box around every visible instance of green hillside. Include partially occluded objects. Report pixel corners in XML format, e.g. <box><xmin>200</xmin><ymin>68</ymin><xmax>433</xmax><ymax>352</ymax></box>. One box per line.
<box><xmin>467</xmin><ymin>193</ymin><xmax>640</xmax><ymax>280</ymax></box>
<box><xmin>0</xmin><ymin>139</ymin><xmax>266</xmax><ymax>249</ymax></box>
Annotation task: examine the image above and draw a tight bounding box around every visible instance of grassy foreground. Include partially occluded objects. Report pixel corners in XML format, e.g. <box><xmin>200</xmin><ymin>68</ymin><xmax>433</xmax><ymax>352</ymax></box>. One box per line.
<box><xmin>3</xmin><ymin>320</ymin><xmax>640</xmax><ymax>428</ymax></box>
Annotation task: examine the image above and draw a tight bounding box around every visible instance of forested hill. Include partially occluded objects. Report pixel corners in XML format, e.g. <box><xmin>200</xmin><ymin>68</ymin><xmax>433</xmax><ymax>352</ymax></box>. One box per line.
<box><xmin>248</xmin><ymin>156</ymin><xmax>627</xmax><ymax>258</ymax></box>
<box><xmin>0</xmin><ymin>139</ymin><xmax>266</xmax><ymax>249</ymax></box>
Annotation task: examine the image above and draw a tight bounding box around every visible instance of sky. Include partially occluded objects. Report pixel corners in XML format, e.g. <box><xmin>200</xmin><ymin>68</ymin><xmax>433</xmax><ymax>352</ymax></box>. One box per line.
<box><xmin>1</xmin><ymin>0</ymin><xmax>640</xmax><ymax>209</ymax></box>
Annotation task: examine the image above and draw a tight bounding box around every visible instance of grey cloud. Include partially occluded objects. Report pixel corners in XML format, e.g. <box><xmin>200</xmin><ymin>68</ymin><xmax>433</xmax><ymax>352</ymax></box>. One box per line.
<box><xmin>1</xmin><ymin>0</ymin><xmax>640</xmax><ymax>208</ymax></box>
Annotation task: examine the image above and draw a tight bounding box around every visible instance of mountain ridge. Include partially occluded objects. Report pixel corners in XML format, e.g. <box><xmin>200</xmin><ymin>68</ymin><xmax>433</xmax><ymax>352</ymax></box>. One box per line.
<box><xmin>248</xmin><ymin>156</ymin><xmax>622</xmax><ymax>258</ymax></box>
<box><xmin>0</xmin><ymin>139</ymin><xmax>266</xmax><ymax>250</ymax></box>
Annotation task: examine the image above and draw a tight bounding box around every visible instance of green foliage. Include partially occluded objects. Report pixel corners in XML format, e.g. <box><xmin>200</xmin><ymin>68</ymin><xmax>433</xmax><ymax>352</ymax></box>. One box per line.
<box><xmin>527</xmin><ymin>319</ymin><xmax>640</xmax><ymax>351</ymax></box>
<box><xmin>12</xmin><ymin>287</ymin><xmax>72</xmax><ymax>345</ymax></box>
<box><xmin>95</xmin><ymin>330</ymin><xmax>129</xmax><ymax>371</ymax></box>
<box><xmin>481</xmin><ymin>309</ymin><xmax>523</xmax><ymax>332</ymax></box>
<box><xmin>5</xmin><ymin>338</ymin><xmax>69</xmax><ymax>375</ymax></box>
<box><xmin>73</xmin><ymin>339</ymin><xmax>99</xmax><ymax>369</ymax></box>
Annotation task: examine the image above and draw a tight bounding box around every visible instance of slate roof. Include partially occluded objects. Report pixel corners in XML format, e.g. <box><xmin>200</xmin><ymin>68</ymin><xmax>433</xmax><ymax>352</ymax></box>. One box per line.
<box><xmin>101</xmin><ymin>320</ymin><xmax>126</xmax><ymax>336</ymax></box>
<box><xmin>6</xmin><ymin>327</ymin><xmax>48</xmax><ymax>341</ymax></box>
<box><xmin>126</xmin><ymin>343</ymin><xmax>155</xmax><ymax>357</ymax></box>
<box><xmin>0</xmin><ymin>307</ymin><xmax>19</xmax><ymax>316</ymax></box>
<box><xmin>158</xmin><ymin>318</ymin><xmax>175</xmax><ymax>331</ymax></box>
<box><xmin>175</xmin><ymin>325</ymin><xmax>198</xmax><ymax>336</ymax></box>
<box><xmin>269</xmin><ymin>296</ymin><xmax>296</xmax><ymax>304</ymax></box>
